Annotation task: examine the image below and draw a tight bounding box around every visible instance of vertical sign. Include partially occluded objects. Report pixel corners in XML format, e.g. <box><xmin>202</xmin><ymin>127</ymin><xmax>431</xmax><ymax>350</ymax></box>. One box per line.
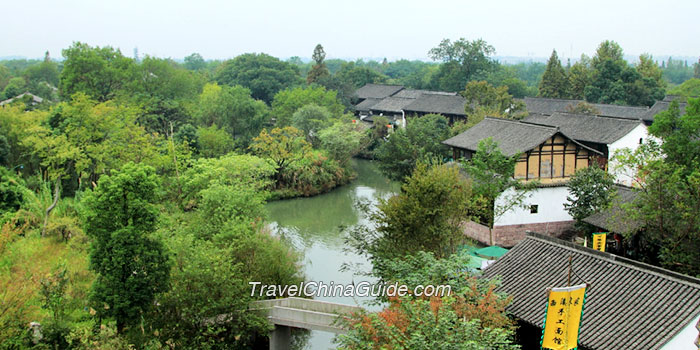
<box><xmin>592</xmin><ymin>233</ymin><xmax>607</xmax><ymax>252</ymax></box>
<box><xmin>541</xmin><ymin>284</ymin><xmax>587</xmax><ymax>350</ymax></box>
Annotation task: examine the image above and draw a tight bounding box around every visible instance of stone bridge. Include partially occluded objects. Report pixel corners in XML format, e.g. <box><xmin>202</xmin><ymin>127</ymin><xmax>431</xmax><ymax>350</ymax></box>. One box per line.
<box><xmin>249</xmin><ymin>298</ymin><xmax>363</xmax><ymax>350</ymax></box>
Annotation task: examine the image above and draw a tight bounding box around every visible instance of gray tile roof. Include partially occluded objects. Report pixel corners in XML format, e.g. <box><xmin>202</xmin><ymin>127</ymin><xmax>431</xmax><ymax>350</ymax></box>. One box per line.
<box><xmin>443</xmin><ymin>117</ymin><xmax>568</xmax><ymax>156</ymax></box>
<box><xmin>393</xmin><ymin>89</ymin><xmax>458</xmax><ymax>99</ymax></box>
<box><xmin>524</xmin><ymin>97</ymin><xmax>650</xmax><ymax>121</ymax></box>
<box><xmin>642</xmin><ymin>100</ymin><xmax>687</xmax><ymax>122</ymax></box>
<box><xmin>583</xmin><ymin>186</ymin><xmax>643</xmax><ymax>233</ymax></box>
<box><xmin>522</xmin><ymin>112</ymin><xmax>644</xmax><ymax>145</ymax></box>
<box><xmin>354</xmin><ymin>84</ymin><xmax>404</xmax><ymax>100</ymax></box>
<box><xmin>354</xmin><ymin>98</ymin><xmax>382</xmax><ymax>112</ymax></box>
<box><xmin>0</xmin><ymin>92</ymin><xmax>44</xmax><ymax>106</ymax></box>
<box><xmin>370</xmin><ymin>97</ymin><xmax>415</xmax><ymax>113</ymax></box>
<box><xmin>404</xmin><ymin>94</ymin><xmax>467</xmax><ymax>116</ymax></box>
<box><xmin>482</xmin><ymin>232</ymin><xmax>700</xmax><ymax>350</ymax></box>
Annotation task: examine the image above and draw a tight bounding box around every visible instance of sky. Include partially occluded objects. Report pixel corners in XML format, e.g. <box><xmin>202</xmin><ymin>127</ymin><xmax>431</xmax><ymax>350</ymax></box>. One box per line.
<box><xmin>2</xmin><ymin>0</ymin><xmax>698</xmax><ymax>62</ymax></box>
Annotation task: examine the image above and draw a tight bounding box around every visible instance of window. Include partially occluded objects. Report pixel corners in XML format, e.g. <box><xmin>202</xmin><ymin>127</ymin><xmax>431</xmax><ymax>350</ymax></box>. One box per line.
<box><xmin>530</xmin><ymin>205</ymin><xmax>539</xmax><ymax>214</ymax></box>
<box><xmin>639</xmin><ymin>138</ymin><xmax>643</xmax><ymax>144</ymax></box>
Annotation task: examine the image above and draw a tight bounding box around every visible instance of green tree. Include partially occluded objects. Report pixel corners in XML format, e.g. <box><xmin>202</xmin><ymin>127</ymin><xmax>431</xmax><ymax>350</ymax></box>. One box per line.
<box><xmin>461</xmin><ymin>139</ymin><xmax>536</xmax><ymax>243</ymax></box>
<box><xmin>347</xmin><ymin>162</ymin><xmax>477</xmax><ymax>268</ymax></box>
<box><xmin>2</xmin><ymin>77</ymin><xmax>26</xmax><ymax>100</ymax></box>
<box><xmin>194</xmin><ymin>83</ymin><xmax>269</xmax><ymax>147</ymax></box>
<box><xmin>538</xmin><ymin>50</ymin><xmax>569</xmax><ymax>98</ymax></box>
<box><xmin>183</xmin><ymin>52</ymin><xmax>206</xmax><ymax>71</ymax></box>
<box><xmin>215</xmin><ymin>53</ymin><xmax>302</xmax><ymax>103</ymax></box>
<box><xmin>564</xmin><ymin>166</ymin><xmax>616</xmax><ymax>232</ymax></box>
<box><xmin>318</xmin><ymin>122</ymin><xmax>366</xmax><ymax>167</ymax></box>
<box><xmin>668</xmin><ymin>78</ymin><xmax>700</xmax><ymax>98</ymax></box>
<box><xmin>462</xmin><ymin>81</ymin><xmax>526</xmax><ymax>120</ymax></box>
<box><xmin>428</xmin><ymin>38</ymin><xmax>496</xmax><ymax>92</ymax></box>
<box><xmin>307</xmin><ymin>44</ymin><xmax>330</xmax><ymax>84</ymax></box>
<box><xmin>291</xmin><ymin>104</ymin><xmax>333</xmax><ymax>145</ymax></box>
<box><xmin>59</xmin><ymin>42</ymin><xmax>135</xmax><ymax>101</ymax></box>
<box><xmin>196</xmin><ymin>124</ymin><xmax>235</xmax><ymax>158</ymax></box>
<box><xmin>637</xmin><ymin>54</ymin><xmax>665</xmax><ymax>89</ymax></box>
<box><xmin>334</xmin><ymin>62</ymin><xmax>388</xmax><ymax>89</ymax></box>
<box><xmin>375</xmin><ymin>114</ymin><xmax>451</xmax><ymax>181</ymax></box>
<box><xmin>0</xmin><ymin>167</ymin><xmax>26</xmax><ymax>216</ymax></box>
<box><xmin>250</xmin><ymin>127</ymin><xmax>311</xmax><ymax>186</ymax></box>
<box><xmin>270</xmin><ymin>86</ymin><xmax>344</xmax><ymax>126</ymax></box>
<box><xmin>336</xmin><ymin>296</ymin><xmax>518</xmax><ymax>350</ymax></box>
<box><xmin>82</xmin><ymin>163</ymin><xmax>170</xmax><ymax>333</ymax></box>
<box><xmin>568</xmin><ymin>55</ymin><xmax>592</xmax><ymax>100</ymax></box>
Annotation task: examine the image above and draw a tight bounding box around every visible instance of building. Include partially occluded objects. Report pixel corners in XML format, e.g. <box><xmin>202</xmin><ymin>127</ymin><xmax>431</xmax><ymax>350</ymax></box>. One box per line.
<box><xmin>352</xmin><ymin>84</ymin><xmax>466</xmax><ymax>125</ymax></box>
<box><xmin>522</xmin><ymin>112</ymin><xmax>653</xmax><ymax>186</ymax></box>
<box><xmin>482</xmin><ymin>232</ymin><xmax>700</xmax><ymax>350</ymax></box>
<box><xmin>0</xmin><ymin>92</ymin><xmax>44</xmax><ymax>106</ymax></box>
<box><xmin>523</xmin><ymin>97</ymin><xmax>650</xmax><ymax>122</ymax></box>
<box><xmin>443</xmin><ymin>117</ymin><xmax>602</xmax><ymax>246</ymax></box>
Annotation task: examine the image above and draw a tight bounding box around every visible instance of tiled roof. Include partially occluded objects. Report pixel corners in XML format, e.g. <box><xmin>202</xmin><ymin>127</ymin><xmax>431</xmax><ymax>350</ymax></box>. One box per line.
<box><xmin>393</xmin><ymin>89</ymin><xmax>458</xmax><ymax>99</ymax></box>
<box><xmin>404</xmin><ymin>94</ymin><xmax>467</xmax><ymax>116</ymax></box>
<box><xmin>583</xmin><ymin>186</ymin><xmax>643</xmax><ymax>233</ymax></box>
<box><xmin>482</xmin><ymin>232</ymin><xmax>700</xmax><ymax>350</ymax></box>
<box><xmin>524</xmin><ymin>97</ymin><xmax>649</xmax><ymax>121</ymax></box>
<box><xmin>370</xmin><ymin>97</ymin><xmax>415</xmax><ymax>113</ymax></box>
<box><xmin>522</xmin><ymin>112</ymin><xmax>644</xmax><ymax>145</ymax></box>
<box><xmin>354</xmin><ymin>98</ymin><xmax>382</xmax><ymax>112</ymax></box>
<box><xmin>354</xmin><ymin>84</ymin><xmax>404</xmax><ymax>100</ymax></box>
<box><xmin>0</xmin><ymin>92</ymin><xmax>44</xmax><ymax>106</ymax></box>
<box><xmin>642</xmin><ymin>100</ymin><xmax>687</xmax><ymax>122</ymax></box>
<box><xmin>442</xmin><ymin>117</ymin><xmax>601</xmax><ymax>157</ymax></box>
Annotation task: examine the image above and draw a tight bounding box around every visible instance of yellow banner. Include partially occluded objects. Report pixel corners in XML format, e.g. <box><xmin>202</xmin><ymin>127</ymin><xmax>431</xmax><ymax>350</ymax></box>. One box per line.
<box><xmin>592</xmin><ymin>233</ymin><xmax>606</xmax><ymax>252</ymax></box>
<box><xmin>541</xmin><ymin>284</ymin><xmax>587</xmax><ymax>350</ymax></box>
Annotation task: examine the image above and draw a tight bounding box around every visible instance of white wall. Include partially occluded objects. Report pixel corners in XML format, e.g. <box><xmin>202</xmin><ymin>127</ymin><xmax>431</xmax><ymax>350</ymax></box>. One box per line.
<box><xmin>608</xmin><ymin>123</ymin><xmax>650</xmax><ymax>186</ymax></box>
<box><xmin>661</xmin><ymin>314</ymin><xmax>700</xmax><ymax>349</ymax></box>
<box><xmin>494</xmin><ymin>186</ymin><xmax>572</xmax><ymax>226</ymax></box>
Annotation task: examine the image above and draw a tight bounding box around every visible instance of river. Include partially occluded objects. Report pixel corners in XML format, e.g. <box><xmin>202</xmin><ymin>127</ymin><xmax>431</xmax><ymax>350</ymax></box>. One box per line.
<box><xmin>266</xmin><ymin>159</ymin><xmax>399</xmax><ymax>350</ymax></box>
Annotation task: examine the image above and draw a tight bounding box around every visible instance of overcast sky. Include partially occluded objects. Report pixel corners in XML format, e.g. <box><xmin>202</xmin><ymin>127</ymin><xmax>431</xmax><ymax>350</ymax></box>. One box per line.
<box><xmin>3</xmin><ymin>0</ymin><xmax>698</xmax><ymax>62</ymax></box>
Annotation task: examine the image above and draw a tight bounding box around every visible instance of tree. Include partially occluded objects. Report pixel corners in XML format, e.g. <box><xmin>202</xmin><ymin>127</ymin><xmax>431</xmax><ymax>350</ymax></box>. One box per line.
<box><xmin>462</xmin><ymin>81</ymin><xmax>526</xmax><ymax>119</ymax></box>
<box><xmin>637</xmin><ymin>54</ymin><xmax>665</xmax><ymax>89</ymax></box>
<box><xmin>428</xmin><ymin>38</ymin><xmax>496</xmax><ymax>92</ymax></box>
<box><xmin>183</xmin><ymin>52</ymin><xmax>206</xmax><ymax>71</ymax></box>
<box><xmin>694</xmin><ymin>58</ymin><xmax>700</xmax><ymax>79</ymax></box>
<box><xmin>307</xmin><ymin>44</ymin><xmax>330</xmax><ymax>84</ymax></box>
<box><xmin>334</xmin><ymin>62</ymin><xmax>388</xmax><ymax>89</ymax></box>
<box><xmin>318</xmin><ymin>122</ymin><xmax>366</xmax><ymax>167</ymax></box>
<box><xmin>568</xmin><ymin>55</ymin><xmax>592</xmax><ymax>100</ymax></box>
<box><xmin>539</xmin><ymin>50</ymin><xmax>569</xmax><ymax>98</ymax></box>
<box><xmin>194</xmin><ymin>83</ymin><xmax>269</xmax><ymax>147</ymax></box>
<box><xmin>82</xmin><ymin>163</ymin><xmax>170</xmax><ymax>333</ymax></box>
<box><xmin>585</xmin><ymin>41</ymin><xmax>664</xmax><ymax>106</ymax></box>
<box><xmin>614</xmin><ymin>99</ymin><xmax>700</xmax><ymax>276</ymax></box>
<box><xmin>347</xmin><ymin>162</ymin><xmax>478</xmax><ymax>270</ymax></box>
<box><xmin>291</xmin><ymin>104</ymin><xmax>333</xmax><ymax>145</ymax></box>
<box><xmin>196</xmin><ymin>124</ymin><xmax>235</xmax><ymax>158</ymax></box>
<box><xmin>668</xmin><ymin>78</ymin><xmax>700</xmax><ymax>98</ymax></box>
<box><xmin>461</xmin><ymin>139</ymin><xmax>536</xmax><ymax>244</ymax></box>
<box><xmin>375</xmin><ymin>114</ymin><xmax>451</xmax><ymax>181</ymax></box>
<box><xmin>59</xmin><ymin>42</ymin><xmax>135</xmax><ymax>101</ymax></box>
<box><xmin>564</xmin><ymin>166</ymin><xmax>616</xmax><ymax>232</ymax></box>
<box><xmin>0</xmin><ymin>167</ymin><xmax>26</xmax><ymax>216</ymax></box>
<box><xmin>249</xmin><ymin>127</ymin><xmax>311</xmax><ymax>185</ymax></box>
<box><xmin>271</xmin><ymin>86</ymin><xmax>344</xmax><ymax>126</ymax></box>
<box><xmin>336</xmin><ymin>296</ymin><xmax>518</xmax><ymax>350</ymax></box>
<box><xmin>215</xmin><ymin>53</ymin><xmax>302</xmax><ymax>104</ymax></box>
<box><xmin>2</xmin><ymin>77</ymin><xmax>26</xmax><ymax>100</ymax></box>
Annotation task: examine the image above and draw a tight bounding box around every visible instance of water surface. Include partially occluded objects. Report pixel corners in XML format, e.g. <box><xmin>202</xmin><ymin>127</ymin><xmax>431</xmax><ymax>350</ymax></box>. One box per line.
<box><xmin>266</xmin><ymin>159</ymin><xmax>398</xmax><ymax>349</ymax></box>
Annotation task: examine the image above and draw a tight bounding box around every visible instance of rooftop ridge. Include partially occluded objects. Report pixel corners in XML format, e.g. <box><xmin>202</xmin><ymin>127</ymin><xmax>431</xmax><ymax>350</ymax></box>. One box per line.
<box><xmin>483</xmin><ymin>116</ymin><xmax>558</xmax><ymax>130</ymax></box>
<box><xmin>549</xmin><ymin>111</ymin><xmax>645</xmax><ymax>123</ymax></box>
<box><xmin>525</xmin><ymin>231</ymin><xmax>700</xmax><ymax>287</ymax></box>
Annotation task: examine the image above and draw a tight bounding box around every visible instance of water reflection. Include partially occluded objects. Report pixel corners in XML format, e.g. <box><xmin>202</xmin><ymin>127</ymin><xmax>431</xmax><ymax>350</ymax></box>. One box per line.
<box><xmin>265</xmin><ymin>159</ymin><xmax>398</xmax><ymax>350</ymax></box>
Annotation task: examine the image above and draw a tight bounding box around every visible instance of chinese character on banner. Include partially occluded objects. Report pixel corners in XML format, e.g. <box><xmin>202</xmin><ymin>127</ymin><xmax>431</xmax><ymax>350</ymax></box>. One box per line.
<box><xmin>541</xmin><ymin>284</ymin><xmax>587</xmax><ymax>350</ymax></box>
<box><xmin>592</xmin><ymin>233</ymin><xmax>607</xmax><ymax>252</ymax></box>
